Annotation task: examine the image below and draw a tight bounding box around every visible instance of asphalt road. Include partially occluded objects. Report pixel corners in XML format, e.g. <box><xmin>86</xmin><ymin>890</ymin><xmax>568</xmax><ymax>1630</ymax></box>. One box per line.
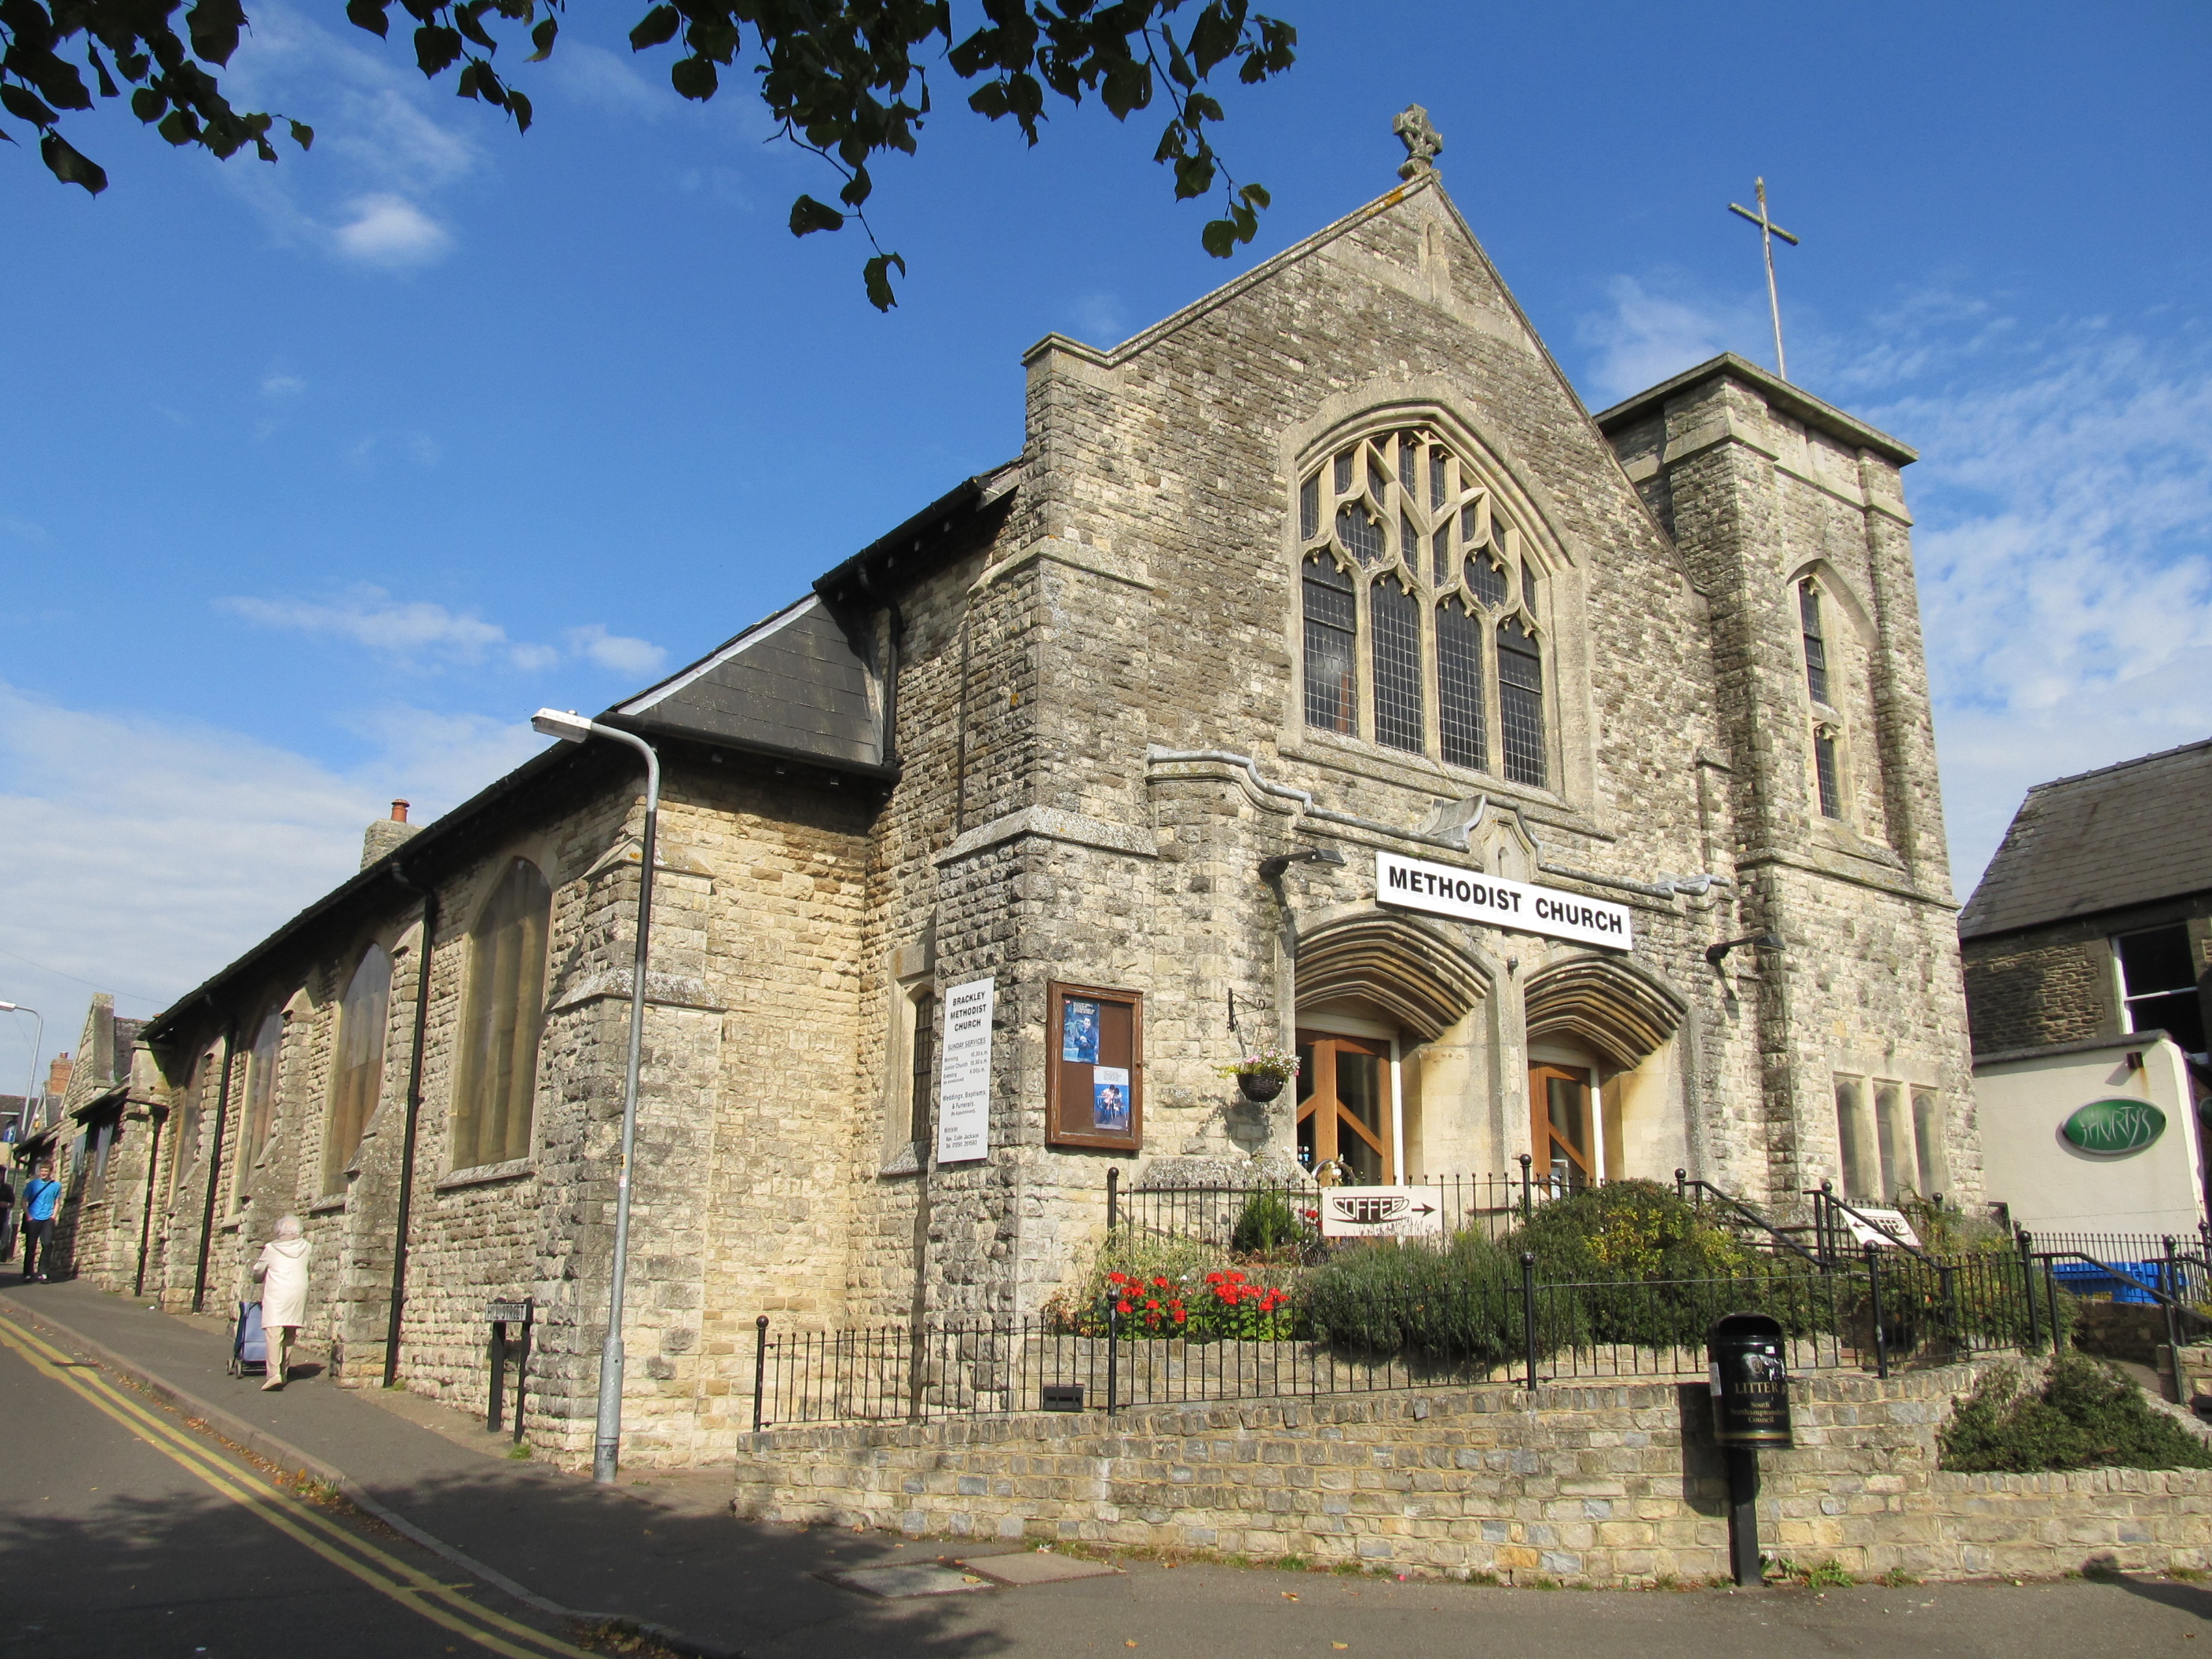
<box><xmin>3</xmin><ymin>1288</ymin><xmax>2210</xmax><ymax>1658</ymax></box>
<box><xmin>0</xmin><ymin>1313</ymin><xmax>588</xmax><ymax>1659</ymax></box>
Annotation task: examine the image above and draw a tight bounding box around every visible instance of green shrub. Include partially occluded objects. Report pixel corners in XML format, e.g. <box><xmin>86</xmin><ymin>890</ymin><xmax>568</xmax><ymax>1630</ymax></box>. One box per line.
<box><xmin>1516</xmin><ymin>1180</ymin><xmax>1752</xmax><ymax>1281</ymax></box>
<box><xmin>1939</xmin><ymin>1354</ymin><xmax>2212</xmax><ymax>1474</ymax></box>
<box><xmin>1298</xmin><ymin>1229</ymin><xmax>1524</xmax><ymax>1366</ymax></box>
<box><xmin>1041</xmin><ymin>1227</ymin><xmax>1229</xmax><ymax>1335</ymax></box>
<box><xmin>1231</xmin><ymin>1188</ymin><xmax>1316</xmax><ymax>1255</ymax></box>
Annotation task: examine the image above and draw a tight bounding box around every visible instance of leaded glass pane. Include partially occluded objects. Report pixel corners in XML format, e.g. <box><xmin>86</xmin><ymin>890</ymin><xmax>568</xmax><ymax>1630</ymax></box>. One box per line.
<box><xmin>1522</xmin><ymin>559</ymin><xmax>1539</xmax><ymax>614</ymax></box>
<box><xmin>1368</xmin><ymin>451</ymin><xmax>1390</xmax><ymax>502</ymax></box>
<box><xmin>1334</xmin><ymin>450</ymin><xmax>1353</xmax><ymax>496</ymax></box>
<box><xmin>1814</xmin><ymin>729</ymin><xmax>1843</xmax><ymax>819</ymax></box>
<box><xmin>1372</xmin><ymin>577</ymin><xmax>1424</xmax><ymax>753</ymax></box>
<box><xmin>1302</xmin><ymin>555</ymin><xmax>1357</xmax><ymax>734</ymax></box>
<box><xmin>1400</xmin><ymin>511</ymin><xmax>1419</xmax><ymax>570</ymax></box>
<box><xmin>1437</xmin><ymin>599</ymin><xmax>1487</xmax><ymax>771</ymax></box>
<box><xmin>1337</xmin><ymin>502</ymin><xmax>1384</xmax><ymax>566</ymax></box>
<box><xmin>1468</xmin><ymin>553</ymin><xmax>1508</xmax><ymax>610</ymax></box>
<box><xmin>1430</xmin><ymin>448</ymin><xmax>1447</xmax><ymax>512</ymax></box>
<box><xmin>1498</xmin><ymin>617</ymin><xmax>1545</xmax><ymax>788</ymax></box>
<box><xmin>1800</xmin><ymin>582</ymin><xmax>1829</xmax><ymax>705</ymax></box>
<box><xmin>1300</xmin><ymin>474</ymin><xmax>1320</xmax><ymax>543</ymax></box>
<box><xmin>1398</xmin><ymin>432</ymin><xmax>1420</xmax><ymax>488</ymax></box>
<box><xmin>1432</xmin><ymin>526</ymin><xmax>1449</xmax><ymax>588</ymax></box>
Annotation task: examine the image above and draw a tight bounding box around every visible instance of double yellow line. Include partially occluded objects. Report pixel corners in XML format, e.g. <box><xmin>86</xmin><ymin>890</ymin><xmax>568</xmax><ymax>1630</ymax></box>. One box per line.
<box><xmin>0</xmin><ymin>1309</ymin><xmax>591</xmax><ymax>1659</ymax></box>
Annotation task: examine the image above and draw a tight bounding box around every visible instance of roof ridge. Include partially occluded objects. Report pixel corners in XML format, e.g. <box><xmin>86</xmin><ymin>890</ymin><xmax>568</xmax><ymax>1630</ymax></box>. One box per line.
<box><xmin>2023</xmin><ymin>734</ymin><xmax>2212</xmax><ymax>797</ymax></box>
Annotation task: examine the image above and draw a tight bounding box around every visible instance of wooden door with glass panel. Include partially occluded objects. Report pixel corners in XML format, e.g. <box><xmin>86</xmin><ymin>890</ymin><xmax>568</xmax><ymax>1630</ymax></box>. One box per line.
<box><xmin>1295</xmin><ymin>1031</ymin><xmax>1392</xmax><ymax>1184</ymax></box>
<box><xmin>1530</xmin><ymin>1064</ymin><xmax>1595</xmax><ymax>1192</ymax></box>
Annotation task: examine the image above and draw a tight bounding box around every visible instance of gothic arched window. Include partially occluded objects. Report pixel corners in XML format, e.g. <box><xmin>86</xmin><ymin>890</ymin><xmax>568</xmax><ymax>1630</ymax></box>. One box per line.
<box><xmin>323</xmin><ymin>943</ymin><xmax>391</xmax><ymax>1192</ymax></box>
<box><xmin>452</xmin><ymin>857</ymin><xmax>552</xmax><ymax>1172</ymax></box>
<box><xmin>1297</xmin><ymin>424</ymin><xmax>1549</xmax><ymax>786</ymax></box>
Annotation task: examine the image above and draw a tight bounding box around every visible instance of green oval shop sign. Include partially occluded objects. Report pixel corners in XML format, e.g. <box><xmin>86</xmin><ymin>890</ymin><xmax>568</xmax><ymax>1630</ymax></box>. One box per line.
<box><xmin>2061</xmin><ymin>1098</ymin><xmax>2167</xmax><ymax>1156</ymax></box>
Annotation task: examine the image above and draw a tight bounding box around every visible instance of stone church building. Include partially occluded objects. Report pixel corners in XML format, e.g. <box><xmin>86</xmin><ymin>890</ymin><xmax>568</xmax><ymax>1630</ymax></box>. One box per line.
<box><xmin>64</xmin><ymin>148</ymin><xmax>1979</xmax><ymax>1467</ymax></box>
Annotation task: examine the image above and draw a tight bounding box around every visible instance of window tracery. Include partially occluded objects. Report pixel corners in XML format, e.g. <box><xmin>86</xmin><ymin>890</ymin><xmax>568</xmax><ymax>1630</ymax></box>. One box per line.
<box><xmin>1298</xmin><ymin>423</ymin><xmax>1548</xmax><ymax>787</ymax></box>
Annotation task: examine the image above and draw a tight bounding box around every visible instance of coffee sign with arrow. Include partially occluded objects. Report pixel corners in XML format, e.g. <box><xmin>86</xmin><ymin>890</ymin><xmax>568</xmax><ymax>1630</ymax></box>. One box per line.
<box><xmin>1318</xmin><ymin>1185</ymin><xmax>1445</xmax><ymax>1239</ymax></box>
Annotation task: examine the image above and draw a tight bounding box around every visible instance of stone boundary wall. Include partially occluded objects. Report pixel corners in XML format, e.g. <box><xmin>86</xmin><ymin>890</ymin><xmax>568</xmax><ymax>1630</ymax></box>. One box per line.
<box><xmin>733</xmin><ymin>1359</ymin><xmax>2212</xmax><ymax>1584</ymax></box>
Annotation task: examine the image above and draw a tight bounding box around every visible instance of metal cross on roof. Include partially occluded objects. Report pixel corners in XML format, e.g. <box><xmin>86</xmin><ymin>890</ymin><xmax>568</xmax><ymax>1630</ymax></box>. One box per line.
<box><xmin>1393</xmin><ymin>104</ymin><xmax>1443</xmax><ymax>180</ymax></box>
<box><xmin>1728</xmin><ymin>178</ymin><xmax>1800</xmax><ymax>381</ymax></box>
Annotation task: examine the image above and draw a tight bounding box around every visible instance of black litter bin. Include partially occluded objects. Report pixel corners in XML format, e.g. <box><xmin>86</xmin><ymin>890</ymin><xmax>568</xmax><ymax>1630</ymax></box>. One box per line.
<box><xmin>1707</xmin><ymin>1310</ymin><xmax>1793</xmax><ymax>1448</ymax></box>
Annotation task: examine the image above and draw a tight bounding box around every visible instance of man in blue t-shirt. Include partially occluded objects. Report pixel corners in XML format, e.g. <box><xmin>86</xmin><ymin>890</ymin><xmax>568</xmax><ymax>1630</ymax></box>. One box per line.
<box><xmin>20</xmin><ymin>1163</ymin><xmax>60</xmax><ymax>1281</ymax></box>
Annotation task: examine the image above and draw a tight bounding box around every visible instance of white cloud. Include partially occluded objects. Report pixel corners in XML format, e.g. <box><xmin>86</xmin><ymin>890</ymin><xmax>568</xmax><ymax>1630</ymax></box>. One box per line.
<box><xmin>1069</xmin><ymin>291</ymin><xmax>1129</xmax><ymax>346</ymax></box>
<box><xmin>219</xmin><ymin>585</ymin><xmax>670</xmax><ymax>679</ymax></box>
<box><xmin>261</xmin><ymin>372</ymin><xmax>307</xmax><ymax>397</ymax></box>
<box><xmin>0</xmin><ymin>683</ymin><xmax>546</xmax><ymax>1046</ymax></box>
<box><xmin>332</xmin><ymin>193</ymin><xmax>452</xmax><ymax>268</ymax></box>
<box><xmin>1574</xmin><ymin>275</ymin><xmax>1765</xmax><ymax>406</ymax></box>
<box><xmin>221</xmin><ymin>587</ymin><xmax>511</xmax><ymax>663</ymax></box>
<box><xmin>565</xmin><ymin>624</ymin><xmax>668</xmax><ymax>676</ymax></box>
<box><xmin>2</xmin><ymin>516</ymin><xmax>46</xmax><ymax>544</ymax></box>
<box><xmin>551</xmin><ymin>42</ymin><xmax>666</xmax><ymax>121</ymax></box>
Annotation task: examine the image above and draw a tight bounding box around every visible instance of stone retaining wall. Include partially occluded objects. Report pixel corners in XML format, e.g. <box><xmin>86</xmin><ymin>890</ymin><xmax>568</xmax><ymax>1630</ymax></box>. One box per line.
<box><xmin>733</xmin><ymin>1358</ymin><xmax>2212</xmax><ymax>1584</ymax></box>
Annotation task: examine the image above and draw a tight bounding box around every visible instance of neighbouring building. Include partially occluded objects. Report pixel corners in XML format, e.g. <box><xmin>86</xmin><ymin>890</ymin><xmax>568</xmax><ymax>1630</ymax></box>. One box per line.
<box><xmin>61</xmin><ymin>126</ymin><xmax>1979</xmax><ymax>1467</ymax></box>
<box><xmin>1960</xmin><ymin>739</ymin><xmax>2212</xmax><ymax>1236</ymax></box>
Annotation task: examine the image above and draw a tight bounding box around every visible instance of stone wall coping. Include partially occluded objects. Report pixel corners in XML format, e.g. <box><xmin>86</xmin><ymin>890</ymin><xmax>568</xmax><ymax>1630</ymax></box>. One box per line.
<box><xmin>434</xmin><ymin>1156</ymin><xmax>537</xmax><ymax>1192</ymax></box>
<box><xmin>934</xmin><ymin>806</ymin><xmax>1157</xmax><ymax>867</ymax></box>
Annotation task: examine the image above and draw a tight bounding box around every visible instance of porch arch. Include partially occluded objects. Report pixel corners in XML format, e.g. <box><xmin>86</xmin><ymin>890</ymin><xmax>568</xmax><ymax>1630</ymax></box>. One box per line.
<box><xmin>1522</xmin><ymin>956</ymin><xmax>1684</xmax><ymax>1069</ymax></box>
<box><xmin>1293</xmin><ymin>911</ymin><xmax>1489</xmax><ymax>1042</ymax></box>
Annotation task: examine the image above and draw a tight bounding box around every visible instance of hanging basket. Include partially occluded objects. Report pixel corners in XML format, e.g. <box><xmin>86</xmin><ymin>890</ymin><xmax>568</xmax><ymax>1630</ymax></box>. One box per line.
<box><xmin>1236</xmin><ymin>1071</ymin><xmax>1287</xmax><ymax>1104</ymax></box>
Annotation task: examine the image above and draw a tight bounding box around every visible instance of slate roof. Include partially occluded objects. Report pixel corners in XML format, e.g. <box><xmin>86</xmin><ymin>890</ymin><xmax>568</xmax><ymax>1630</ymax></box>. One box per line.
<box><xmin>1958</xmin><ymin>737</ymin><xmax>2212</xmax><ymax>939</ymax></box>
<box><xmin>616</xmin><ymin>594</ymin><xmax>884</xmax><ymax>771</ymax></box>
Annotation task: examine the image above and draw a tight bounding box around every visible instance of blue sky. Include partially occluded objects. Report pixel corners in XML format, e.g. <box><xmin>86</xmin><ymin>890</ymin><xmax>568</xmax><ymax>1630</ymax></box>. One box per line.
<box><xmin>2</xmin><ymin>1</ymin><xmax>2207</xmax><ymax>1086</ymax></box>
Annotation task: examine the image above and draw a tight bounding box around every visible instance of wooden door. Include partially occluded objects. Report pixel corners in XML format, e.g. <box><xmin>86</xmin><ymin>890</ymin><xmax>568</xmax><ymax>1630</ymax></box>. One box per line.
<box><xmin>1529</xmin><ymin>1064</ymin><xmax>1595</xmax><ymax>1192</ymax></box>
<box><xmin>1295</xmin><ymin>1031</ymin><xmax>1392</xmax><ymax>1184</ymax></box>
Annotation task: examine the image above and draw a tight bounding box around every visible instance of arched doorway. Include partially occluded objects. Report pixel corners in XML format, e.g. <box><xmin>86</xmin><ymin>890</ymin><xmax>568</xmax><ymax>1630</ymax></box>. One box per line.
<box><xmin>1296</xmin><ymin>1015</ymin><xmax>1395</xmax><ymax>1183</ymax></box>
<box><xmin>1522</xmin><ymin>957</ymin><xmax>1687</xmax><ymax>1185</ymax></box>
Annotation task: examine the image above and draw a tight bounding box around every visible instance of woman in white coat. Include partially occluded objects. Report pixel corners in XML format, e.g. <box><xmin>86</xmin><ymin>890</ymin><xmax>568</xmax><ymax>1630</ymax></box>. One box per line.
<box><xmin>252</xmin><ymin>1216</ymin><xmax>311</xmax><ymax>1390</ymax></box>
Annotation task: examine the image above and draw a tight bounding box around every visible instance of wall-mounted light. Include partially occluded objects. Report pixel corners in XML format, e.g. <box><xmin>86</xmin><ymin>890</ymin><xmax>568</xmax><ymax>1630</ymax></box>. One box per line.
<box><xmin>1258</xmin><ymin>847</ymin><xmax>1347</xmax><ymax>881</ymax></box>
<box><xmin>1705</xmin><ymin>930</ymin><xmax>1785</xmax><ymax>968</ymax></box>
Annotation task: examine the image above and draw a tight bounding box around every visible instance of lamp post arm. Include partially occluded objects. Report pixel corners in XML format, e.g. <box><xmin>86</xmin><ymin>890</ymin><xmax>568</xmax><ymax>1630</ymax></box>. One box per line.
<box><xmin>586</xmin><ymin>720</ymin><xmax>660</xmax><ymax>1485</ymax></box>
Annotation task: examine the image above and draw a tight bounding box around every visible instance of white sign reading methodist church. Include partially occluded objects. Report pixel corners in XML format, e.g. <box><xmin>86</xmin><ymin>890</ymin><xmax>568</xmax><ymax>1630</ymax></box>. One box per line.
<box><xmin>934</xmin><ymin>977</ymin><xmax>997</xmax><ymax>1164</ymax></box>
<box><xmin>1375</xmin><ymin>851</ymin><xmax>1634</xmax><ymax>951</ymax></box>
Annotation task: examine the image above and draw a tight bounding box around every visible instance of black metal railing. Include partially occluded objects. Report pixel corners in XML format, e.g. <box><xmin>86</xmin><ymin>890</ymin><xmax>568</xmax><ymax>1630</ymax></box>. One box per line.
<box><xmin>747</xmin><ymin>1244</ymin><xmax>2043</xmax><ymax>1429</ymax></box>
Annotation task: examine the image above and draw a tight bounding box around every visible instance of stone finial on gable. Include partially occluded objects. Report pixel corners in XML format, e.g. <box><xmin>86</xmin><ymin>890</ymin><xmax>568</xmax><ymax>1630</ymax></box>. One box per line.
<box><xmin>1393</xmin><ymin>104</ymin><xmax>1442</xmax><ymax>180</ymax></box>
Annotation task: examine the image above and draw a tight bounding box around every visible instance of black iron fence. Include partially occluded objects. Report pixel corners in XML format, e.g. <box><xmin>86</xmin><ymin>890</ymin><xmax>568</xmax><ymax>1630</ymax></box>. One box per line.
<box><xmin>748</xmin><ymin>1243</ymin><xmax>2043</xmax><ymax>1430</ymax></box>
<box><xmin>1104</xmin><ymin>1166</ymin><xmax>1558</xmax><ymax>1253</ymax></box>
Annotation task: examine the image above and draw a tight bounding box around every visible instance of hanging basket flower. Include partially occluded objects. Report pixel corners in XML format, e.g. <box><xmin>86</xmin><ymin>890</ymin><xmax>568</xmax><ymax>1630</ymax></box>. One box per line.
<box><xmin>1218</xmin><ymin>1042</ymin><xmax>1298</xmax><ymax>1103</ymax></box>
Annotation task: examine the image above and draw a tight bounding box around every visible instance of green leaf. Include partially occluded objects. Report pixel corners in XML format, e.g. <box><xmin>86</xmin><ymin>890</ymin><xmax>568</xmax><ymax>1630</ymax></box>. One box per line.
<box><xmin>506</xmin><ymin>87</ymin><xmax>530</xmax><ymax>131</ymax></box>
<box><xmin>416</xmin><ymin>24</ymin><xmax>464</xmax><ymax>76</ymax></box>
<box><xmin>185</xmin><ymin>0</ymin><xmax>247</xmax><ymax>66</ymax></box>
<box><xmin>1</xmin><ymin>84</ymin><xmax>58</xmax><ymax>127</ymax></box>
<box><xmin>40</xmin><ymin>130</ymin><xmax>107</xmax><ymax>192</ymax></box>
<box><xmin>1200</xmin><ymin>216</ymin><xmax>1236</xmax><ymax>258</ymax></box>
<box><xmin>668</xmin><ymin>53</ymin><xmax>716</xmax><ymax>99</ymax></box>
<box><xmin>156</xmin><ymin>108</ymin><xmax>200</xmax><ymax>145</ymax></box>
<box><xmin>628</xmin><ymin>5</ymin><xmax>679</xmax><ymax>49</ymax></box>
<box><xmin>862</xmin><ymin>250</ymin><xmax>905</xmax><ymax>312</ymax></box>
<box><xmin>346</xmin><ymin>0</ymin><xmax>390</xmax><ymax>35</ymax></box>
<box><xmin>288</xmin><ymin>118</ymin><xmax>313</xmax><ymax>150</ymax></box>
<box><xmin>526</xmin><ymin>16</ymin><xmax>557</xmax><ymax>60</ymax></box>
<box><xmin>788</xmin><ymin>193</ymin><xmax>844</xmax><ymax>236</ymax></box>
<box><xmin>86</xmin><ymin>46</ymin><xmax>120</xmax><ymax>99</ymax></box>
<box><xmin>1240</xmin><ymin>181</ymin><xmax>1270</xmax><ymax>209</ymax></box>
<box><xmin>130</xmin><ymin>86</ymin><xmax>167</xmax><ymax>122</ymax></box>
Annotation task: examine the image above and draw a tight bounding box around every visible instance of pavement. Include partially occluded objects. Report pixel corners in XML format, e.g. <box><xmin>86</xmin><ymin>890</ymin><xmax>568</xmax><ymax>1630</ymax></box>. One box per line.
<box><xmin>4</xmin><ymin>1273</ymin><xmax>2212</xmax><ymax>1658</ymax></box>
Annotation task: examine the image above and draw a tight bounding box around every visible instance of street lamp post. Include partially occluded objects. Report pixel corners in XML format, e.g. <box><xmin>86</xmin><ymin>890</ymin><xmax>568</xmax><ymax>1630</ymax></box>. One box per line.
<box><xmin>0</xmin><ymin>1002</ymin><xmax>44</xmax><ymax>1141</ymax></box>
<box><xmin>531</xmin><ymin>709</ymin><xmax>661</xmax><ymax>1485</ymax></box>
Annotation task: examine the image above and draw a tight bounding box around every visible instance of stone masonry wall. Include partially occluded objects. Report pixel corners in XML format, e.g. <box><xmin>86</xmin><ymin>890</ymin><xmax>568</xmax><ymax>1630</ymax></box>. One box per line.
<box><xmin>734</xmin><ymin>1357</ymin><xmax>2212</xmax><ymax>1584</ymax></box>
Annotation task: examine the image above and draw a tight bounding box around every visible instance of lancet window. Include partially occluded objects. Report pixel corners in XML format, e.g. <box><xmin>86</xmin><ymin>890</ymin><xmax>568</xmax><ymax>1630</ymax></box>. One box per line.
<box><xmin>1298</xmin><ymin>425</ymin><xmax>1548</xmax><ymax>788</ymax></box>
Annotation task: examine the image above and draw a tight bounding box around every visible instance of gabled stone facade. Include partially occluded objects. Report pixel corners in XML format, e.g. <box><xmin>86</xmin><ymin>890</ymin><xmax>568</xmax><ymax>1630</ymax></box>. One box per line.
<box><xmin>60</xmin><ymin>168</ymin><xmax>1978</xmax><ymax>1467</ymax></box>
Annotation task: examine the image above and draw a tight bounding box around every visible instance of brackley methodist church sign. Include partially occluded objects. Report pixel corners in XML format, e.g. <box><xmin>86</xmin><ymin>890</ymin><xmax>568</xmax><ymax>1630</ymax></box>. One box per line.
<box><xmin>1375</xmin><ymin>851</ymin><xmax>1634</xmax><ymax>950</ymax></box>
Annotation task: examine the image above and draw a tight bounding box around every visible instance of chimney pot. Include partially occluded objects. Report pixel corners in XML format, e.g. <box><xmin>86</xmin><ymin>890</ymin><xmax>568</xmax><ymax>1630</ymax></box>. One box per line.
<box><xmin>391</xmin><ymin>800</ymin><xmax>410</xmax><ymax>823</ymax></box>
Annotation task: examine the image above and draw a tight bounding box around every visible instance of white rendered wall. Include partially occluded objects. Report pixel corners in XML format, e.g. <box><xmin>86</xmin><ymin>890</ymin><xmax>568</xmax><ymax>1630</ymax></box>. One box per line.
<box><xmin>1976</xmin><ymin>1036</ymin><xmax>2205</xmax><ymax>1236</ymax></box>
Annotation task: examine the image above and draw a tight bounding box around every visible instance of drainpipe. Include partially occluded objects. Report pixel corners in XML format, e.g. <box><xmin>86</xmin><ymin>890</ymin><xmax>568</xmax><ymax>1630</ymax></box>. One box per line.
<box><xmin>133</xmin><ymin>1097</ymin><xmax>167</xmax><ymax>1296</ymax></box>
<box><xmin>190</xmin><ymin>1016</ymin><xmax>238</xmax><ymax>1314</ymax></box>
<box><xmin>384</xmin><ymin>866</ymin><xmax>439</xmax><ymax>1388</ymax></box>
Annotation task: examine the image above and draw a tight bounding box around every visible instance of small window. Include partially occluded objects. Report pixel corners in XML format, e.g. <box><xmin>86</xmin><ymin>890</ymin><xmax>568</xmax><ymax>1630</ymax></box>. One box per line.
<box><xmin>2116</xmin><ymin>925</ymin><xmax>2206</xmax><ymax>1054</ymax></box>
<box><xmin>1302</xmin><ymin>555</ymin><xmax>1357</xmax><ymax>734</ymax></box>
<box><xmin>1046</xmin><ymin>982</ymin><xmax>1143</xmax><ymax>1151</ymax></box>
<box><xmin>170</xmin><ymin>1048</ymin><xmax>214</xmax><ymax>1203</ymax></box>
<box><xmin>1874</xmin><ymin>1084</ymin><xmax>1914</xmax><ymax>1201</ymax></box>
<box><xmin>1834</xmin><ymin>1077</ymin><xmax>1876</xmax><ymax>1200</ymax></box>
<box><xmin>908</xmin><ymin>988</ymin><xmax>936</xmax><ymax>1147</ymax></box>
<box><xmin>1800</xmin><ymin>580</ymin><xmax>1830</xmax><ymax>706</ymax></box>
<box><xmin>1813</xmin><ymin>727</ymin><xmax>1843</xmax><ymax>820</ymax></box>
<box><xmin>452</xmin><ymin>857</ymin><xmax>553</xmax><ymax>1171</ymax></box>
<box><xmin>324</xmin><ymin>944</ymin><xmax>393</xmax><ymax>1193</ymax></box>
